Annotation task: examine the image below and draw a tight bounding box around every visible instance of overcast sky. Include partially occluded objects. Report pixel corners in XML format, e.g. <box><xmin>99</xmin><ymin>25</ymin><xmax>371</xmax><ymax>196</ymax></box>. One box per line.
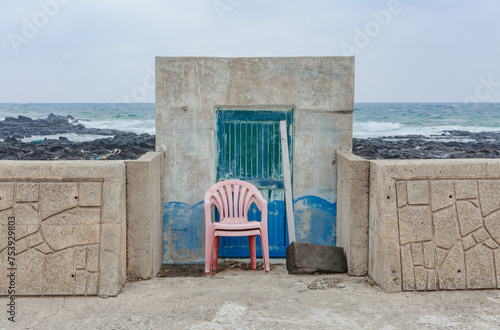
<box><xmin>1</xmin><ymin>0</ymin><xmax>499</xmax><ymax>103</ymax></box>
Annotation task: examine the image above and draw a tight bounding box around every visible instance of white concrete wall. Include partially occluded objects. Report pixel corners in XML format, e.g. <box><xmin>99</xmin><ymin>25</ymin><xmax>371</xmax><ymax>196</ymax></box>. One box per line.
<box><xmin>156</xmin><ymin>57</ymin><xmax>355</xmax><ymax>263</ymax></box>
<box><xmin>156</xmin><ymin>56</ymin><xmax>354</xmax><ymax>203</ymax></box>
<box><xmin>126</xmin><ymin>152</ymin><xmax>164</xmax><ymax>279</ymax></box>
<box><xmin>336</xmin><ymin>152</ymin><xmax>370</xmax><ymax>276</ymax></box>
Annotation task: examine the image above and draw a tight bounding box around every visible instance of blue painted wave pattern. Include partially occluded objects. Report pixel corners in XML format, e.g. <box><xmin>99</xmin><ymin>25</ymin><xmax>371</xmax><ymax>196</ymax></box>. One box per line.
<box><xmin>163</xmin><ymin>201</ymin><xmax>205</xmax><ymax>264</ymax></box>
<box><xmin>294</xmin><ymin>196</ymin><xmax>337</xmax><ymax>246</ymax></box>
<box><xmin>162</xmin><ymin>195</ymin><xmax>337</xmax><ymax>264</ymax></box>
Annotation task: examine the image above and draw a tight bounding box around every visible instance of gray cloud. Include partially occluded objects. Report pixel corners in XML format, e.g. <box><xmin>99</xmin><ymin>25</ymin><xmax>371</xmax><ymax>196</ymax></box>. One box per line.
<box><xmin>1</xmin><ymin>0</ymin><xmax>499</xmax><ymax>102</ymax></box>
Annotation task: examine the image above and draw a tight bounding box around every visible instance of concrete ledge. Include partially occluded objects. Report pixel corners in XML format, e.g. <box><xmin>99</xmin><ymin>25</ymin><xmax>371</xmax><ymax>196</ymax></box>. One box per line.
<box><xmin>0</xmin><ymin>160</ymin><xmax>125</xmax><ymax>179</ymax></box>
<box><xmin>125</xmin><ymin>152</ymin><xmax>164</xmax><ymax>279</ymax></box>
<box><xmin>0</xmin><ymin>161</ymin><xmax>127</xmax><ymax>297</ymax></box>
<box><xmin>336</xmin><ymin>152</ymin><xmax>369</xmax><ymax>276</ymax></box>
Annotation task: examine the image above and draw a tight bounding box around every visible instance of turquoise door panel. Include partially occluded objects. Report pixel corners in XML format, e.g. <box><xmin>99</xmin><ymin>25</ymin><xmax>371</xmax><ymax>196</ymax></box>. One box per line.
<box><xmin>216</xmin><ymin>109</ymin><xmax>293</xmax><ymax>257</ymax></box>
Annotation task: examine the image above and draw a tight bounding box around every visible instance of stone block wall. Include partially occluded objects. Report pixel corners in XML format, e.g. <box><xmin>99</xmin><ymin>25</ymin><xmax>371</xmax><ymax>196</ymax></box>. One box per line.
<box><xmin>369</xmin><ymin>159</ymin><xmax>500</xmax><ymax>292</ymax></box>
<box><xmin>0</xmin><ymin>161</ymin><xmax>126</xmax><ymax>297</ymax></box>
<box><xmin>336</xmin><ymin>152</ymin><xmax>370</xmax><ymax>276</ymax></box>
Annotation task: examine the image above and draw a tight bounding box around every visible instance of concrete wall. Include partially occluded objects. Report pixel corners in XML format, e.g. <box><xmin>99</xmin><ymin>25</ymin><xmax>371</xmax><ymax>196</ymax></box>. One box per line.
<box><xmin>336</xmin><ymin>152</ymin><xmax>370</xmax><ymax>276</ymax></box>
<box><xmin>156</xmin><ymin>56</ymin><xmax>355</xmax><ymax>263</ymax></box>
<box><xmin>0</xmin><ymin>161</ymin><xmax>126</xmax><ymax>297</ymax></box>
<box><xmin>126</xmin><ymin>152</ymin><xmax>163</xmax><ymax>279</ymax></box>
<box><xmin>369</xmin><ymin>159</ymin><xmax>500</xmax><ymax>292</ymax></box>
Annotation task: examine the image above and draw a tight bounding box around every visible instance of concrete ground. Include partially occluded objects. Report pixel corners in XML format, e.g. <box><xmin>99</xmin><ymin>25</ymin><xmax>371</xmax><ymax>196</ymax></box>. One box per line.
<box><xmin>2</xmin><ymin>263</ymin><xmax>500</xmax><ymax>329</ymax></box>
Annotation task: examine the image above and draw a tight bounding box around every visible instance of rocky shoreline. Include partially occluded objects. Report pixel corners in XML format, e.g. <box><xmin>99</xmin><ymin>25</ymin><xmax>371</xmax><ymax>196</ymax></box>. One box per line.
<box><xmin>0</xmin><ymin>113</ymin><xmax>122</xmax><ymax>139</ymax></box>
<box><xmin>0</xmin><ymin>114</ymin><xmax>155</xmax><ymax>160</ymax></box>
<box><xmin>1</xmin><ymin>114</ymin><xmax>500</xmax><ymax>160</ymax></box>
<box><xmin>353</xmin><ymin>131</ymin><xmax>500</xmax><ymax>159</ymax></box>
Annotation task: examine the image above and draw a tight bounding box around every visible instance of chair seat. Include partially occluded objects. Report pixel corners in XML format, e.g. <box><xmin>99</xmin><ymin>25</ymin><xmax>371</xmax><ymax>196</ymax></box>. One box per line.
<box><xmin>214</xmin><ymin>228</ymin><xmax>261</xmax><ymax>237</ymax></box>
<box><xmin>213</xmin><ymin>221</ymin><xmax>262</xmax><ymax>231</ymax></box>
<box><xmin>219</xmin><ymin>217</ymin><xmax>249</xmax><ymax>224</ymax></box>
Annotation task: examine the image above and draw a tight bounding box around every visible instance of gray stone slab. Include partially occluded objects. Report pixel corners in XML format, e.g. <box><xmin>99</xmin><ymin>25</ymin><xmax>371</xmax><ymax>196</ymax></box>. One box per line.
<box><xmin>398</xmin><ymin>205</ymin><xmax>433</xmax><ymax>245</ymax></box>
<box><xmin>396</xmin><ymin>181</ymin><xmax>408</xmax><ymax>207</ymax></box>
<box><xmin>430</xmin><ymin>180</ymin><xmax>455</xmax><ymax>211</ymax></box>
<box><xmin>16</xmin><ymin>182</ymin><xmax>39</xmax><ymax>202</ymax></box>
<box><xmin>400</xmin><ymin>244</ymin><xmax>415</xmax><ymax>290</ymax></box>
<box><xmin>465</xmin><ymin>244</ymin><xmax>496</xmax><ymax>289</ymax></box>
<box><xmin>433</xmin><ymin>206</ymin><xmax>460</xmax><ymax>250</ymax></box>
<box><xmin>455</xmin><ymin>180</ymin><xmax>478</xmax><ymax>199</ymax></box>
<box><xmin>407</xmin><ymin>181</ymin><xmax>429</xmax><ymax>205</ymax></box>
<box><xmin>286</xmin><ymin>242</ymin><xmax>347</xmax><ymax>274</ymax></box>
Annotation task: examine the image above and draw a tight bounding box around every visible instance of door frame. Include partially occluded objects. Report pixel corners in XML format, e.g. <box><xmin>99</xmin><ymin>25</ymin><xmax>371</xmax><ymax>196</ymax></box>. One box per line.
<box><xmin>214</xmin><ymin>106</ymin><xmax>295</xmax><ymax>257</ymax></box>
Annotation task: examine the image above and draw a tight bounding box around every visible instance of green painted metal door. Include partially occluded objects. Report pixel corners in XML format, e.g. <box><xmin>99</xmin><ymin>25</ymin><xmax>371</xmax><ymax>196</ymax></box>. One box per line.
<box><xmin>216</xmin><ymin>109</ymin><xmax>293</xmax><ymax>257</ymax></box>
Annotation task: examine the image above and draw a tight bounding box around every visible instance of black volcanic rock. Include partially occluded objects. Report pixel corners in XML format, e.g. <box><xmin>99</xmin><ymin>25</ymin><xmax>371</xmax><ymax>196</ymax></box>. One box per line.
<box><xmin>18</xmin><ymin>115</ymin><xmax>32</xmax><ymax>121</ymax></box>
<box><xmin>0</xmin><ymin>133</ymin><xmax>156</xmax><ymax>160</ymax></box>
<box><xmin>353</xmin><ymin>130</ymin><xmax>500</xmax><ymax>159</ymax></box>
<box><xmin>0</xmin><ymin>113</ymin><xmax>123</xmax><ymax>138</ymax></box>
<box><xmin>0</xmin><ymin>114</ymin><xmax>155</xmax><ymax>160</ymax></box>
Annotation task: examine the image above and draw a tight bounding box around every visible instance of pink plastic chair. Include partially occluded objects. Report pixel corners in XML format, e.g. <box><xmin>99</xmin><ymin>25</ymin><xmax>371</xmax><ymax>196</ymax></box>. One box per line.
<box><xmin>204</xmin><ymin>179</ymin><xmax>270</xmax><ymax>276</ymax></box>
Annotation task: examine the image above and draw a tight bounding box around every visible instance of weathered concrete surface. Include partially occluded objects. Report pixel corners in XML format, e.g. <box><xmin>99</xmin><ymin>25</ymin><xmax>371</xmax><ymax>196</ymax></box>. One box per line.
<box><xmin>286</xmin><ymin>242</ymin><xmax>347</xmax><ymax>274</ymax></box>
<box><xmin>336</xmin><ymin>152</ymin><xmax>369</xmax><ymax>276</ymax></box>
<box><xmin>293</xmin><ymin>109</ymin><xmax>353</xmax><ymax>200</ymax></box>
<box><xmin>156</xmin><ymin>56</ymin><xmax>354</xmax><ymax>202</ymax></box>
<box><xmin>369</xmin><ymin>159</ymin><xmax>500</xmax><ymax>292</ymax></box>
<box><xmin>156</xmin><ymin>57</ymin><xmax>354</xmax><ymax>263</ymax></box>
<box><xmin>293</xmin><ymin>110</ymin><xmax>352</xmax><ymax>246</ymax></box>
<box><xmin>0</xmin><ymin>161</ymin><xmax>126</xmax><ymax>297</ymax></box>
<box><xmin>2</xmin><ymin>265</ymin><xmax>500</xmax><ymax>329</ymax></box>
<box><xmin>125</xmin><ymin>152</ymin><xmax>164</xmax><ymax>279</ymax></box>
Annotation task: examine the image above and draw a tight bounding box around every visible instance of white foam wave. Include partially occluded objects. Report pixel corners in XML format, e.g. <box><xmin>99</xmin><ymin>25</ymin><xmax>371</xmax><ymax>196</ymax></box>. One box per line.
<box><xmin>20</xmin><ymin>133</ymin><xmax>112</xmax><ymax>143</ymax></box>
<box><xmin>353</xmin><ymin>122</ymin><xmax>403</xmax><ymax>138</ymax></box>
<box><xmin>354</xmin><ymin>122</ymin><xmax>500</xmax><ymax>139</ymax></box>
<box><xmin>80</xmin><ymin>119</ymin><xmax>156</xmax><ymax>135</ymax></box>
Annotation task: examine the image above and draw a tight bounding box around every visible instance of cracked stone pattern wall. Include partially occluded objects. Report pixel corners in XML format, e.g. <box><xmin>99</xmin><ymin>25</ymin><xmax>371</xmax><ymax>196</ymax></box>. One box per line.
<box><xmin>397</xmin><ymin>179</ymin><xmax>500</xmax><ymax>291</ymax></box>
<box><xmin>0</xmin><ymin>181</ymin><xmax>102</xmax><ymax>295</ymax></box>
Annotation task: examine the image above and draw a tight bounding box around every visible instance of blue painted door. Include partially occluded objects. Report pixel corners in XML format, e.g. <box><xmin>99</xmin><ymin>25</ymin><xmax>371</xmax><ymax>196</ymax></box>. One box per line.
<box><xmin>216</xmin><ymin>109</ymin><xmax>293</xmax><ymax>257</ymax></box>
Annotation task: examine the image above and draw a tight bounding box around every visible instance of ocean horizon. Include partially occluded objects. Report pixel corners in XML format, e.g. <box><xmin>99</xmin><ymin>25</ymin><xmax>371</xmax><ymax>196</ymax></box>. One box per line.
<box><xmin>0</xmin><ymin>102</ymin><xmax>499</xmax><ymax>142</ymax></box>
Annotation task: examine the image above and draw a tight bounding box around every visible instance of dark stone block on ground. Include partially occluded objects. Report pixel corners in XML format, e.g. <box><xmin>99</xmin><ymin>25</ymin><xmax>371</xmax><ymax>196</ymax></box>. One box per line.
<box><xmin>286</xmin><ymin>241</ymin><xmax>347</xmax><ymax>274</ymax></box>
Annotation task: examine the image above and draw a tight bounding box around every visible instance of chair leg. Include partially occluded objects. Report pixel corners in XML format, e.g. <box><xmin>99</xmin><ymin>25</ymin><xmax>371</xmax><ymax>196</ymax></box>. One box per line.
<box><xmin>248</xmin><ymin>236</ymin><xmax>256</xmax><ymax>270</ymax></box>
<box><xmin>205</xmin><ymin>228</ymin><xmax>214</xmax><ymax>276</ymax></box>
<box><xmin>260</xmin><ymin>229</ymin><xmax>270</xmax><ymax>274</ymax></box>
<box><xmin>212</xmin><ymin>236</ymin><xmax>220</xmax><ymax>271</ymax></box>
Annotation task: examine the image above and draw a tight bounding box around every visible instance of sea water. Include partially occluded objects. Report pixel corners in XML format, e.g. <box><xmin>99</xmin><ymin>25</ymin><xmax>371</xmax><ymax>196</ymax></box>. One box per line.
<box><xmin>354</xmin><ymin>103</ymin><xmax>500</xmax><ymax>139</ymax></box>
<box><xmin>0</xmin><ymin>102</ymin><xmax>499</xmax><ymax>141</ymax></box>
<box><xmin>0</xmin><ymin>103</ymin><xmax>156</xmax><ymax>142</ymax></box>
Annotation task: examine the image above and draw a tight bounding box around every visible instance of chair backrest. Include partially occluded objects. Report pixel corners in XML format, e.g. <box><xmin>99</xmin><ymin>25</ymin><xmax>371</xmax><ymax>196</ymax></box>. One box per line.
<box><xmin>204</xmin><ymin>179</ymin><xmax>267</xmax><ymax>224</ymax></box>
